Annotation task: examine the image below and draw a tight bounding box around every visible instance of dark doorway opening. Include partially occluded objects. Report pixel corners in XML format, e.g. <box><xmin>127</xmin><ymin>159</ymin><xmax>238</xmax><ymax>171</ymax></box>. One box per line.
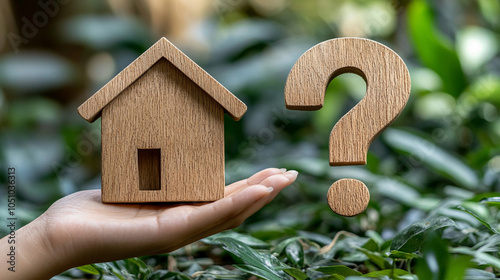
<box><xmin>138</xmin><ymin>149</ymin><xmax>161</xmax><ymax>190</ymax></box>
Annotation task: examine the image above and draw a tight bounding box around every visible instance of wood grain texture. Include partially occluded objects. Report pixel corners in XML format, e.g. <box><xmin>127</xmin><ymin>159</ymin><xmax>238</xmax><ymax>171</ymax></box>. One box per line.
<box><xmin>78</xmin><ymin>37</ymin><xmax>246</xmax><ymax>122</ymax></box>
<box><xmin>285</xmin><ymin>38</ymin><xmax>410</xmax><ymax>216</ymax></box>
<box><xmin>327</xmin><ymin>179</ymin><xmax>370</xmax><ymax>217</ymax></box>
<box><xmin>101</xmin><ymin>58</ymin><xmax>224</xmax><ymax>202</ymax></box>
<box><xmin>77</xmin><ymin>37</ymin><xmax>248</xmax><ymax>203</ymax></box>
<box><xmin>284</xmin><ymin>38</ymin><xmax>411</xmax><ymax>166</ymax></box>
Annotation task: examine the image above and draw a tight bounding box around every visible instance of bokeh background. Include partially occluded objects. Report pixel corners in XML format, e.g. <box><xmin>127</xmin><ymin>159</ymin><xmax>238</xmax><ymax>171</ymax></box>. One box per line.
<box><xmin>1</xmin><ymin>0</ymin><xmax>500</xmax><ymax>279</ymax></box>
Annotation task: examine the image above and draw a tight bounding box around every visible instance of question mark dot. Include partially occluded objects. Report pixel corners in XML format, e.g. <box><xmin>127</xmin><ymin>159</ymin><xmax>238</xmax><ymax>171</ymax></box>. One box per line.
<box><xmin>327</xmin><ymin>179</ymin><xmax>370</xmax><ymax>217</ymax></box>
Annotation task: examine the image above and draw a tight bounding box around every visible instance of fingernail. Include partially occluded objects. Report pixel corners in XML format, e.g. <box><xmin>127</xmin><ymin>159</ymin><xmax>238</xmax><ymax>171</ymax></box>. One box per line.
<box><xmin>267</xmin><ymin>187</ymin><xmax>274</xmax><ymax>192</ymax></box>
<box><xmin>285</xmin><ymin>170</ymin><xmax>298</xmax><ymax>179</ymax></box>
<box><xmin>279</xmin><ymin>168</ymin><xmax>287</xmax><ymax>173</ymax></box>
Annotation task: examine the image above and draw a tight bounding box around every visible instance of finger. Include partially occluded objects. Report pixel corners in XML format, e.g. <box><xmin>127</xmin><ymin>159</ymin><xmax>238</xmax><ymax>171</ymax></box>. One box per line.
<box><xmin>183</xmin><ymin>184</ymin><xmax>272</xmax><ymax>232</ymax></box>
<box><xmin>224</xmin><ymin>168</ymin><xmax>286</xmax><ymax>196</ymax></box>
<box><xmin>211</xmin><ymin>171</ymin><xmax>298</xmax><ymax>233</ymax></box>
<box><xmin>152</xmin><ymin>184</ymin><xmax>272</xmax><ymax>253</ymax></box>
<box><xmin>257</xmin><ymin>170</ymin><xmax>298</xmax><ymax>204</ymax></box>
<box><xmin>154</xmin><ymin>171</ymin><xmax>298</xmax><ymax>253</ymax></box>
<box><xmin>151</xmin><ymin>188</ymin><xmax>269</xmax><ymax>254</ymax></box>
<box><xmin>217</xmin><ymin>171</ymin><xmax>298</xmax><ymax>230</ymax></box>
<box><xmin>192</xmin><ymin>171</ymin><xmax>298</xmax><ymax>235</ymax></box>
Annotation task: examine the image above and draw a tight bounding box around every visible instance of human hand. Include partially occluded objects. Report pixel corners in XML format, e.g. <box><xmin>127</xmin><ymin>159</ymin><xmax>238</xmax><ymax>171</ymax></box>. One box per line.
<box><xmin>0</xmin><ymin>168</ymin><xmax>297</xmax><ymax>279</ymax></box>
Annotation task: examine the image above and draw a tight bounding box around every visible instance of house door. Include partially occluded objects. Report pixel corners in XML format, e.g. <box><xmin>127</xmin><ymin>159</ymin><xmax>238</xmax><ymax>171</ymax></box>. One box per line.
<box><xmin>138</xmin><ymin>148</ymin><xmax>161</xmax><ymax>190</ymax></box>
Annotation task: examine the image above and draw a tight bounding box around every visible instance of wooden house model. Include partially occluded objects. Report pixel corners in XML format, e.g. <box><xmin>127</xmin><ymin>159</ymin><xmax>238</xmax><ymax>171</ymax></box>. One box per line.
<box><xmin>77</xmin><ymin>37</ymin><xmax>247</xmax><ymax>203</ymax></box>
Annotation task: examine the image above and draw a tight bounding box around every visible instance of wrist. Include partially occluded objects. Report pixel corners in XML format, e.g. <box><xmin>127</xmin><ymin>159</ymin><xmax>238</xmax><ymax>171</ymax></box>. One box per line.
<box><xmin>1</xmin><ymin>214</ymin><xmax>69</xmax><ymax>279</ymax></box>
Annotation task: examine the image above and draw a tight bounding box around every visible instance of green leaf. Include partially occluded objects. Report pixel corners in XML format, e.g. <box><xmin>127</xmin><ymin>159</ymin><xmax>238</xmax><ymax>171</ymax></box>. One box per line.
<box><xmin>297</xmin><ymin>231</ymin><xmax>332</xmax><ymax>246</ymax></box>
<box><xmin>363</xmin><ymin>268</ymin><xmax>409</xmax><ymax>277</ymax></box>
<box><xmin>216</xmin><ymin>237</ymin><xmax>290</xmax><ymax>280</ymax></box>
<box><xmin>445</xmin><ymin>255</ymin><xmax>473</xmax><ymax>280</ymax></box>
<box><xmin>286</xmin><ymin>241</ymin><xmax>305</xmax><ymax>268</ymax></box>
<box><xmin>355</xmin><ymin>247</ymin><xmax>392</xmax><ymax>269</ymax></box>
<box><xmin>321</xmin><ymin>235</ymin><xmax>371</xmax><ymax>264</ymax></box>
<box><xmin>90</xmin><ymin>262</ymin><xmax>127</xmax><ymax>280</ymax></box>
<box><xmin>235</xmin><ymin>264</ymin><xmax>288</xmax><ymax>280</ymax></box>
<box><xmin>398</xmin><ymin>276</ymin><xmax>419</xmax><ymax>280</ymax></box>
<box><xmin>450</xmin><ymin>247</ymin><xmax>500</xmax><ymax>270</ymax></box>
<box><xmin>456</xmin><ymin>205</ymin><xmax>498</xmax><ymax>234</ymax></box>
<box><xmin>388</xmin><ymin>250</ymin><xmax>420</xmax><ymax>260</ymax></box>
<box><xmin>480</xmin><ymin>197</ymin><xmax>500</xmax><ymax>207</ymax></box>
<box><xmin>273</xmin><ymin>237</ymin><xmax>303</xmax><ymax>255</ymax></box>
<box><xmin>361</xmin><ymin>238</ymin><xmax>379</xmax><ymax>252</ymax></box>
<box><xmin>407</xmin><ymin>0</ymin><xmax>467</xmax><ymax>97</ymax></box>
<box><xmin>416</xmin><ymin>232</ymin><xmax>449</xmax><ymax>280</ymax></box>
<box><xmin>189</xmin><ymin>265</ymin><xmax>246</xmax><ymax>280</ymax></box>
<box><xmin>383</xmin><ymin>129</ymin><xmax>479</xmax><ymax>189</ymax></box>
<box><xmin>282</xmin><ymin>268</ymin><xmax>308</xmax><ymax>280</ymax></box>
<box><xmin>146</xmin><ymin>270</ymin><xmax>191</xmax><ymax>280</ymax></box>
<box><xmin>128</xmin><ymin>257</ymin><xmax>151</xmax><ymax>272</ymax></box>
<box><xmin>314</xmin><ymin>265</ymin><xmax>362</xmax><ymax>277</ymax></box>
<box><xmin>470</xmin><ymin>192</ymin><xmax>500</xmax><ymax>202</ymax></box>
<box><xmin>316</xmin><ymin>275</ymin><xmax>345</xmax><ymax>280</ymax></box>
<box><xmin>365</xmin><ymin>231</ymin><xmax>384</xmax><ymax>247</ymax></box>
<box><xmin>204</xmin><ymin>231</ymin><xmax>269</xmax><ymax>248</ymax></box>
<box><xmin>390</xmin><ymin>217</ymin><xmax>455</xmax><ymax>253</ymax></box>
<box><xmin>77</xmin><ymin>264</ymin><xmax>102</xmax><ymax>275</ymax></box>
<box><xmin>464</xmin><ymin>268</ymin><xmax>496</xmax><ymax>280</ymax></box>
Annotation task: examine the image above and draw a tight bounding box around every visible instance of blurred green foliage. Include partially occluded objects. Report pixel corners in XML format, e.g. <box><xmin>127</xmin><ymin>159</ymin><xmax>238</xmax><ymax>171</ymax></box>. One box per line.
<box><xmin>1</xmin><ymin>0</ymin><xmax>500</xmax><ymax>279</ymax></box>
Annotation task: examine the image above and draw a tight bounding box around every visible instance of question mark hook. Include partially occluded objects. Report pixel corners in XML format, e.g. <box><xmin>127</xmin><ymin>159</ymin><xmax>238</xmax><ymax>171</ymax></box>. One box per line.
<box><xmin>285</xmin><ymin>38</ymin><xmax>411</xmax><ymax>217</ymax></box>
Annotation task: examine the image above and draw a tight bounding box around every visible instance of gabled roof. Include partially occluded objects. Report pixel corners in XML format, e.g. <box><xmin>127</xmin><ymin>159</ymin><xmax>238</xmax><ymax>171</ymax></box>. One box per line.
<box><xmin>77</xmin><ymin>37</ymin><xmax>247</xmax><ymax>122</ymax></box>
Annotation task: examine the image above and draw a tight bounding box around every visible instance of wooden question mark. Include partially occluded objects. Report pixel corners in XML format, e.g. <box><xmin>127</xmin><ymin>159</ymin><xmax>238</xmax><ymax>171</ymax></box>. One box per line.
<box><xmin>285</xmin><ymin>38</ymin><xmax>411</xmax><ymax>216</ymax></box>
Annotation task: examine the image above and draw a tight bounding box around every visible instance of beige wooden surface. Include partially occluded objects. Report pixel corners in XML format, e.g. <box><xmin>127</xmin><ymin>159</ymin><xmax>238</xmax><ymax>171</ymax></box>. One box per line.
<box><xmin>285</xmin><ymin>38</ymin><xmax>410</xmax><ymax>216</ymax></box>
<box><xmin>77</xmin><ymin>37</ymin><xmax>246</xmax><ymax>203</ymax></box>
<box><xmin>101</xmin><ymin>58</ymin><xmax>224</xmax><ymax>202</ymax></box>
<box><xmin>327</xmin><ymin>179</ymin><xmax>370</xmax><ymax>217</ymax></box>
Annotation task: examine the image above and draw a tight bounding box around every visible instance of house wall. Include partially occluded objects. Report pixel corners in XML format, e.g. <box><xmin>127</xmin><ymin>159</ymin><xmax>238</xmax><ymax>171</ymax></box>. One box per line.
<box><xmin>101</xmin><ymin>58</ymin><xmax>225</xmax><ymax>202</ymax></box>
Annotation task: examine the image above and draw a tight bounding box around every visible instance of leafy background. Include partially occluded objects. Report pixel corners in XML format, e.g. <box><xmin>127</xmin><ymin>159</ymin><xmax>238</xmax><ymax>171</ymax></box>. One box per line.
<box><xmin>1</xmin><ymin>0</ymin><xmax>500</xmax><ymax>279</ymax></box>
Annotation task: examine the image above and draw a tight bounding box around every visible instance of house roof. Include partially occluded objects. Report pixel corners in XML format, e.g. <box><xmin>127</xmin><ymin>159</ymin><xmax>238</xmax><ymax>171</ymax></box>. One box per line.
<box><xmin>77</xmin><ymin>37</ymin><xmax>247</xmax><ymax>122</ymax></box>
